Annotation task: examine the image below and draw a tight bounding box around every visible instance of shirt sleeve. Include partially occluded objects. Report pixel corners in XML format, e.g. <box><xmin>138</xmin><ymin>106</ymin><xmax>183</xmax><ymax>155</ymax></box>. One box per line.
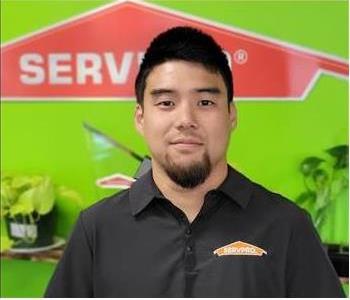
<box><xmin>44</xmin><ymin>213</ymin><xmax>93</xmax><ymax>297</ymax></box>
<box><xmin>285</xmin><ymin>210</ymin><xmax>345</xmax><ymax>297</ymax></box>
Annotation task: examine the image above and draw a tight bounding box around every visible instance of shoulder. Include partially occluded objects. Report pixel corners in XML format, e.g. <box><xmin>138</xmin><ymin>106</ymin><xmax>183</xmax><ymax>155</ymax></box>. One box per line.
<box><xmin>79</xmin><ymin>189</ymin><xmax>132</xmax><ymax>228</ymax></box>
<box><xmin>243</xmin><ymin>173</ymin><xmax>311</xmax><ymax>228</ymax></box>
<box><xmin>256</xmin><ymin>182</ymin><xmax>304</xmax><ymax>213</ymax></box>
<box><xmin>244</xmin><ymin>176</ymin><xmax>319</xmax><ymax>253</ymax></box>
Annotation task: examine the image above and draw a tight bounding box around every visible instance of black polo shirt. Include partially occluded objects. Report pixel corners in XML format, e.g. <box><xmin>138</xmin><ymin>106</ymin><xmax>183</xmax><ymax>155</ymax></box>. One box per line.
<box><xmin>45</xmin><ymin>166</ymin><xmax>345</xmax><ymax>297</ymax></box>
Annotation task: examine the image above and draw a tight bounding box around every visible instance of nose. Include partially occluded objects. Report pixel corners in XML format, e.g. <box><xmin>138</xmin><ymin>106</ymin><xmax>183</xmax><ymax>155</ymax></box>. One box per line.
<box><xmin>174</xmin><ymin>101</ymin><xmax>198</xmax><ymax>130</ymax></box>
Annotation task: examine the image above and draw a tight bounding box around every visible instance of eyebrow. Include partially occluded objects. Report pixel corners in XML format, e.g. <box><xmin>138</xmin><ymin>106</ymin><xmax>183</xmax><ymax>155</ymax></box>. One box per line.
<box><xmin>194</xmin><ymin>87</ymin><xmax>221</xmax><ymax>94</ymax></box>
<box><xmin>150</xmin><ymin>89</ymin><xmax>176</xmax><ymax>96</ymax></box>
<box><xmin>150</xmin><ymin>87</ymin><xmax>221</xmax><ymax>97</ymax></box>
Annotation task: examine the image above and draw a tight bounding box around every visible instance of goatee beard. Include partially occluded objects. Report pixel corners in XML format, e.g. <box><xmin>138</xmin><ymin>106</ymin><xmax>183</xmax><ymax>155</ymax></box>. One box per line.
<box><xmin>161</xmin><ymin>152</ymin><xmax>211</xmax><ymax>188</ymax></box>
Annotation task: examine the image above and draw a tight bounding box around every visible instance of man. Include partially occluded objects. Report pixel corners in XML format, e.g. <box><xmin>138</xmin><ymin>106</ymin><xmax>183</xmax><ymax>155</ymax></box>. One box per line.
<box><xmin>45</xmin><ymin>26</ymin><xmax>345</xmax><ymax>297</ymax></box>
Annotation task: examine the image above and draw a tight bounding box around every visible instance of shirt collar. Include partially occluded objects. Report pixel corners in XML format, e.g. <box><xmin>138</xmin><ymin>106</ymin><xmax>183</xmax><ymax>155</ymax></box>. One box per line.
<box><xmin>129</xmin><ymin>170</ymin><xmax>163</xmax><ymax>216</ymax></box>
<box><xmin>129</xmin><ymin>165</ymin><xmax>253</xmax><ymax>216</ymax></box>
<box><xmin>216</xmin><ymin>165</ymin><xmax>253</xmax><ymax>209</ymax></box>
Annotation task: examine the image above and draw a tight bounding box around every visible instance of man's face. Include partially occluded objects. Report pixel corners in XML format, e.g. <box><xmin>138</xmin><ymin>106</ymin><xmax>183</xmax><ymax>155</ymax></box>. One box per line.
<box><xmin>135</xmin><ymin>60</ymin><xmax>236</xmax><ymax>188</ymax></box>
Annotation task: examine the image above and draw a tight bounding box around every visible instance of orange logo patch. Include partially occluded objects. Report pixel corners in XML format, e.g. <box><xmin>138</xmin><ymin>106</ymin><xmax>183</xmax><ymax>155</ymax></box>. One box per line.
<box><xmin>213</xmin><ymin>241</ymin><xmax>267</xmax><ymax>256</ymax></box>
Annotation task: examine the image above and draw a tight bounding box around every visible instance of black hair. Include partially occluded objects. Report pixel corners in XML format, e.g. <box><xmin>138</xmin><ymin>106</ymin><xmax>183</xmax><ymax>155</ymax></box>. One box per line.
<box><xmin>135</xmin><ymin>26</ymin><xmax>233</xmax><ymax>105</ymax></box>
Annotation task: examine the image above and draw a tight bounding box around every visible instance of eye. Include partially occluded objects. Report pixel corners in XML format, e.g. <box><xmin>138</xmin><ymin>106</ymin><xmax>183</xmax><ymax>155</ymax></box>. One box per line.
<box><xmin>198</xmin><ymin>100</ymin><xmax>215</xmax><ymax>106</ymax></box>
<box><xmin>156</xmin><ymin>100</ymin><xmax>175</xmax><ymax>108</ymax></box>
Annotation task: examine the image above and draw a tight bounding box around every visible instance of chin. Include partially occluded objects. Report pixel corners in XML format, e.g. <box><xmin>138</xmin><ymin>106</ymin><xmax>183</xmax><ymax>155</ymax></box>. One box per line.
<box><xmin>167</xmin><ymin>155</ymin><xmax>202</xmax><ymax>167</ymax></box>
<box><xmin>162</xmin><ymin>151</ymin><xmax>212</xmax><ymax>188</ymax></box>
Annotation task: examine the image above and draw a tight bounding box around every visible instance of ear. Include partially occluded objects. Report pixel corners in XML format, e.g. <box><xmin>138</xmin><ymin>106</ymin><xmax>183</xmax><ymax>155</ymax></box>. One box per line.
<box><xmin>134</xmin><ymin>104</ymin><xmax>145</xmax><ymax>136</ymax></box>
<box><xmin>228</xmin><ymin>102</ymin><xmax>237</xmax><ymax>130</ymax></box>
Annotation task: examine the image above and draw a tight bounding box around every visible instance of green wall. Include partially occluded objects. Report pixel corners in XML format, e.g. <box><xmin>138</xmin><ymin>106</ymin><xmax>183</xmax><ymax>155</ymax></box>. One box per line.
<box><xmin>0</xmin><ymin>0</ymin><xmax>348</xmax><ymax>296</ymax></box>
<box><xmin>1</xmin><ymin>0</ymin><xmax>348</xmax><ymax>239</ymax></box>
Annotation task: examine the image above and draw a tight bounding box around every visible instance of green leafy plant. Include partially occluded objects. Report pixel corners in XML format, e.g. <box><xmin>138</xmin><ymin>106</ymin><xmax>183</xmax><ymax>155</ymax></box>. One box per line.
<box><xmin>0</xmin><ymin>173</ymin><xmax>83</xmax><ymax>250</ymax></box>
<box><xmin>296</xmin><ymin>145</ymin><xmax>349</xmax><ymax>230</ymax></box>
<box><xmin>1</xmin><ymin>174</ymin><xmax>55</xmax><ymax>220</ymax></box>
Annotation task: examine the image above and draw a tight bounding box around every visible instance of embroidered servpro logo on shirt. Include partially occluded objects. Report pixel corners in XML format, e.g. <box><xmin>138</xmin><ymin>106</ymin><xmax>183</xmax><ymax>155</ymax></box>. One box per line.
<box><xmin>213</xmin><ymin>241</ymin><xmax>267</xmax><ymax>257</ymax></box>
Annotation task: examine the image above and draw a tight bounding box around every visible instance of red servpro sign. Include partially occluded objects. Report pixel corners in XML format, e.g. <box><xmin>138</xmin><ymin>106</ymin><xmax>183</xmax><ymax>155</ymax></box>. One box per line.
<box><xmin>1</xmin><ymin>0</ymin><xmax>348</xmax><ymax>101</ymax></box>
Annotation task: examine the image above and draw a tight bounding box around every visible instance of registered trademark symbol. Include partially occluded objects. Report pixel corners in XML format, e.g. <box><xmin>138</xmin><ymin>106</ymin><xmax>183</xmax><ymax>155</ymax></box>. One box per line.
<box><xmin>233</xmin><ymin>49</ymin><xmax>248</xmax><ymax>64</ymax></box>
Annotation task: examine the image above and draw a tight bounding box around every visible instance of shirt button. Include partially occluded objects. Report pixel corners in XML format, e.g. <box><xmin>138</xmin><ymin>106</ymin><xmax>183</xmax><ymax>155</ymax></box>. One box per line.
<box><xmin>185</xmin><ymin>228</ymin><xmax>192</xmax><ymax>236</ymax></box>
<box><xmin>179</xmin><ymin>215</ymin><xmax>187</xmax><ymax>224</ymax></box>
<box><xmin>186</xmin><ymin>245</ymin><xmax>193</xmax><ymax>252</ymax></box>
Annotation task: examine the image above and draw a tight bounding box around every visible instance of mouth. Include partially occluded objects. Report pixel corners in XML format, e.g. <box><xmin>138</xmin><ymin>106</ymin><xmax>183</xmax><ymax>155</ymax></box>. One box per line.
<box><xmin>169</xmin><ymin>138</ymin><xmax>204</xmax><ymax>151</ymax></box>
<box><xmin>170</xmin><ymin>138</ymin><xmax>203</xmax><ymax>145</ymax></box>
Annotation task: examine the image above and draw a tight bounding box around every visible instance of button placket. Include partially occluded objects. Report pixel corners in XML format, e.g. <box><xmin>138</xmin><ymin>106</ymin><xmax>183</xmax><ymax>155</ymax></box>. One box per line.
<box><xmin>184</xmin><ymin>230</ymin><xmax>193</xmax><ymax>253</ymax></box>
<box><xmin>184</xmin><ymin>223</ymin><xmax>195</xmax><ymax>273</ymax></box>
<box><xmin>183</xmin><ymin>223</ymin><xmax>196</xmax><ymax>297</ymax></box>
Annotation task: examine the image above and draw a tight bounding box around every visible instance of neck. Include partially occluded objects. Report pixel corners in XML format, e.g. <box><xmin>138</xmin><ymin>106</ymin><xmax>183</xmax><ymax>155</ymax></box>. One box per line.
<box><xmin>152</xmin><ymin>159</ymin><xmax>228</xmax><ymax>222</ymax></box>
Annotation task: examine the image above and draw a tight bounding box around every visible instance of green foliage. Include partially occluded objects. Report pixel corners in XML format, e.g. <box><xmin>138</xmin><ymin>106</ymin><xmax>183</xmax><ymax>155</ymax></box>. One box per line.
<box><xmin>296</xmin><ymin>145</ymin><xmax>349</xmax><ymax>231</ymax></box>
<box><xmin>0</xmin><ymin>235</ymin><xmax>13</xmax><ymax>252</ymax></box>
<box><xmin>1</xmin><ymin>174</ymin><xmax>55</xmax><ymax>218</ymax></box>
<box><xmin>0</xmin><ymin>173</ymin><xmax>83</xmax><ymax>251</ymax></box>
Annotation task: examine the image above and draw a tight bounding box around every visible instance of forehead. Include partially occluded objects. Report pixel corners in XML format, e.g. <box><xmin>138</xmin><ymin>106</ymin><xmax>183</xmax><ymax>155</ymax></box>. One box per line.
<box><xmin>145</xmin><ymin>60</ymin><xmax>226</xmax><ymax>93</ymax></box>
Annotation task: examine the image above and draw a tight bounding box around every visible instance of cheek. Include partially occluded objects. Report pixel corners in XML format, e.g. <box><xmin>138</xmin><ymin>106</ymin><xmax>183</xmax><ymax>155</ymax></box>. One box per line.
<box><xmin>205</xmin><ymin>120</ymin><xmax>232</xmax><ymax>152</ymax></box>
<box><xmin>143</xmin><ymin>114</ymin><xmax>170</xmax><ymax>147</ymax></box>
